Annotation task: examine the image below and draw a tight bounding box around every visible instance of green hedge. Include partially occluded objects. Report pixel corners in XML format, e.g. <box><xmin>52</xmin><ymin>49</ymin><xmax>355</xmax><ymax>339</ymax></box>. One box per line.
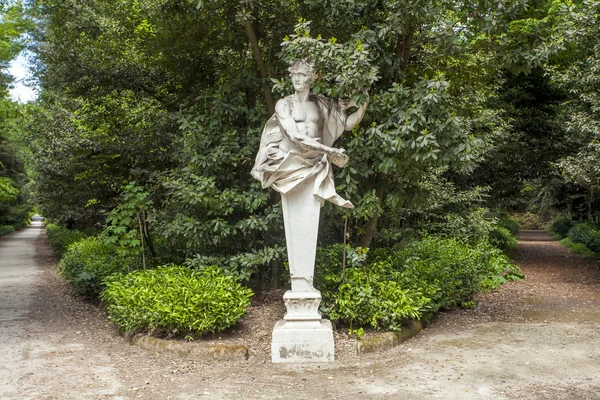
<box><xmin>0</xmin><ymin>225</ymin><xmax>15</xmax><ymax>236</ymax></box>
<box><xmin>102</xmin><ymin>265</ymin><xmax>253</xmax><ymax>337</ymax></box>
<box><xmin>559</xmin><ymin>238</ymin><xmax>596</xmax><ymax>258</ymax></box>
<box><xmin>59</xmin><ymin>236</ymin><xmax>135</xmax><ymax>299</ymax></box>
<box><xmin>488</xmin><ymin>226</ymin><xmax>518</xmax><ymax>251</ymax></box>
<box><xmin>45</xmin><ymin>223</ymin><xmax>88</xmax><ymax>260</ymax></box>
<box><xmin>499</xmin><ymin>217</ymin><xmax>520</xmax><ymax>236</ymax></box>
<box><xmin>567</xmin><ymin>223</ymin><xmax>600</xmax><ymax>253</ymax></box>
<box><xmin>550</xmin><ymin>216</ymin><xmax>574</xmax><ymax>239</ymax></box>
<box><xmin>316</xmin><ymin>237</ymin><xmax>523</xmax><ymax>330</ymax></box>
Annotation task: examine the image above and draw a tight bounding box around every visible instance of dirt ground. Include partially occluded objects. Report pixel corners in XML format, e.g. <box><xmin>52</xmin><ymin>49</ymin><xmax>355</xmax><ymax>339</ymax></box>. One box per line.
<box><xmin>1</xmin><ymin>226</ymin><xmax>599</xmax><ymax>399</ymax></box>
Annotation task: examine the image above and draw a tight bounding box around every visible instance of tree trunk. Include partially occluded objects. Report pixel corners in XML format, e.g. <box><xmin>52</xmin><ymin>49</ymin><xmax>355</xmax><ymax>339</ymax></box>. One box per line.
<box><xmin>270</xmin><ymin>260</ymin><xmax>280</xmax><ymax>290</ymax></box>
<box><xmin>140</xmin><ymin>210</ymin><xmax>157</xmax><ymax>262</ymax></box>
<box><xmin>243</xmin><ymin>18</ymin><xmax>275</xmax><ymax>117</ymax></box>
<box><xmin>395</xmin><ymin>26</ymin><xmax>416</xmax><ymax>80</ymax></box>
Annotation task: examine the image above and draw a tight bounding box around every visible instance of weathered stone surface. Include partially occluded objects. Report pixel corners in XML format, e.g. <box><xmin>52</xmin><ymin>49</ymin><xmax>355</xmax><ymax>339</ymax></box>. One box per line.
<box><xmin>131</xmin><ymin>335</ymin><xmax>249</xmax><ymax>361</ymax></box>
<box><xmin>356</xmin><ymin>317</ymin><xmax>431</xmax><ymax>355</ymax></box>
<box><xmin>272</xmin><ymin>319</ymin><xmax>334</xmax><ymax>363</ymax></box>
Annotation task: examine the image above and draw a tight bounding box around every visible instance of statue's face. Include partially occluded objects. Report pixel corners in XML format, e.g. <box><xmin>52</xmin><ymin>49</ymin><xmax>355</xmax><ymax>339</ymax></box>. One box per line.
<box><xmin>290</xmin><ymin>67</ymin><xmax>312</xmax><ymax>92</ymax></box>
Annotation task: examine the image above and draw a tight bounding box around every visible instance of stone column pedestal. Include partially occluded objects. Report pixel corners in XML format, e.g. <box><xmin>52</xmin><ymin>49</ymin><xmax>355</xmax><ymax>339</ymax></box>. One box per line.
<box><xmin>271</xmin><ymin>177</ymin><xmax>335</xmax><ymax>363</ymax></box>
<box><xmin>271</xmin><ymin>290</ymin><xmax>334</xmax><ymax>363</ymax></box>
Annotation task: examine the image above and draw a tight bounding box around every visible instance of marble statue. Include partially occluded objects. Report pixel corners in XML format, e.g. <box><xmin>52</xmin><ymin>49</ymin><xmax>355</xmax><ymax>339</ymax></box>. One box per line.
<box><xmin>251</xmin><ymin>59</ymin><xmax>368</xmax><ymax>209</ymax></box>
<box><xmin>252</xmin><ymin>60</ymin><xmax>368</xmax><ymax>363</ymax></box>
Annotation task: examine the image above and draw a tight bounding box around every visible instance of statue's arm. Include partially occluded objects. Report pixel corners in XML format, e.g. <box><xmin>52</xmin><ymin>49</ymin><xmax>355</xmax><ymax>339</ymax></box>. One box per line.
<box><xmin>275</xmin><ymin>99</ymin><xmax>347</xmax><ymax>166</ymax></box>
<box><xmin>343</xmin><ymin>100</ymin><xmax>368</xmax><ymax>131</ymax></box>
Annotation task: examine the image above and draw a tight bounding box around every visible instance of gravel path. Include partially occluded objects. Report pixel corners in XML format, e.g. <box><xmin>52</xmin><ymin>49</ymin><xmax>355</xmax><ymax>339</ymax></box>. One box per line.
<box><xmin>0</xmin><ymin>227</ymin><xmax>599</xmax><ymax>399</ymax></box>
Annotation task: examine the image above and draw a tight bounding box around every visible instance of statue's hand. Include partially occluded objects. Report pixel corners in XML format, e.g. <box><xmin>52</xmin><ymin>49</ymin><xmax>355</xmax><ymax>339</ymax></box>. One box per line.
<box><xmin>330</xmin><ymin>148</ymin><xmax>349</xmax><ymax>167</ymax></box>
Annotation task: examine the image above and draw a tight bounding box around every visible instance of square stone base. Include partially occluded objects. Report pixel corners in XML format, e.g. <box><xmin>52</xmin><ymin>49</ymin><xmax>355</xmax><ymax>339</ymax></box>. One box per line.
<box><xmin>271</xmin><ymin>319</ymin><xmax>335</xmax><ymax>363</ymax></box>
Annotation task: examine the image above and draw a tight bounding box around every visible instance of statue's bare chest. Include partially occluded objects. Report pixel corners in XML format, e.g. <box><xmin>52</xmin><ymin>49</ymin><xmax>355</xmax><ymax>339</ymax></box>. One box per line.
<box><xmin>290</xmin><ymin>100</ymin><xmax>320</xmax><ymax>124</ymax></box>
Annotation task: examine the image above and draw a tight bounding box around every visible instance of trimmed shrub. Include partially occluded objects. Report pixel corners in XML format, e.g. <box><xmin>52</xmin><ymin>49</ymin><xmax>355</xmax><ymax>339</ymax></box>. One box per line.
<box><xmin>330</xmin><ymin>261</ymin><xmax>434</xmax><ymax>330</ymax></box>
<box><xmin>316</xmin><ymin>237</ymin><xmax>523</xmax><ymax>330</ymax></box>
<box><xmin>45</xmin><ymin>223</ymin><xmax>88</xmax><ymax>260</ymax></box>
<box><xmin>0</xmin><ymin>225</ymin><xmax>15</xmax><ymax>236</ymax></box>
<box><xmin>567</xmin><ymin>223</ymin><xmax>600</xmax><ymax>253</ymax></box>
<box><xmin>488</xmin><ymin>227</ymin><xmax>518</xmax><ymax>251</ymax></box>
<box><xmin>499</xmin><ymin>217</ymin><xmax>520</xmax><ymax>236</ymax></box>
<box><xmin>550</xmin><ymin>216</ymin><xmax>574</xmax><ymax>239</ymax></box>
<box><xmin>395</xmin><ymin>238</ymin><xmax>521</xmax><ymax>308</ymax></box>
<box><xmin>59</xmin><ymin>236</ymin><xmax>135</xmax><ymax>299</ymax></box>
<box><xmin>102</xmin><ymin>265</ymin><xmax>253</xmax><ymax>337</ymax></box>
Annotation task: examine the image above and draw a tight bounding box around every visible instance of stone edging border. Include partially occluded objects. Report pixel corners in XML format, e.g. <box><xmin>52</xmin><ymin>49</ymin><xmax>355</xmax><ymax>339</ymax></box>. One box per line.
<box><xmin>357</xmin><ymin>313</ymin><xmax>434</xmax><ymax>354</ymax></box>
<box><xmin>123</xmin><ymin>313</ymin><xmax>434</xmax><ymax>361</ymax></box>
<box><xmin>124</xmin><ymin>333</ymin><xmax>250</xmax><ymax>361</ymax></box>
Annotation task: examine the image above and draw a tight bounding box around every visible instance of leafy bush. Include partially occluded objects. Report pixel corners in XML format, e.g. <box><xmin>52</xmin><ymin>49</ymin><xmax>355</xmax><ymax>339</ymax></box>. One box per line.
<box><xmin>550</xmin><ymin>216</ymin><xmax>574</xmax><ymax>239</ymax></box>
<box><xmin>488</xmin><ymin>227</ymin><xmax>518</xmax><ymax>251</ymax></box>
<box><xmin>102</xmin><ymin>265</ymin><xmax>253</xmax><ymax>337</ymax></box>
<box><xmin>0</xmin><ymin>225</ymin><xmax>15</xmax><ymax>235</ymax></box>
<box><xmin>316</xmin><ymin>237</ymin><xmax>523</xmax><ymax>330</ymax></box>
<box><xmin>396</xmin><ymin>238</ymin><xmax>522</xmax><ymax>308</ymax></box>
<box><xmin>567</xmin><ymin>223</ymin><xmax>600</xmax><ymax>253</ymax></box>
<box><xmin>331</xmin><ymin>263</ymin><xmax>432</xmax><ymax>330</ymax></box>
<box><xmin>59</xmin><ymin>236</ymin><xmax>135</xmax><ymax>299</ymax></box>
<box><xmin>499</xmin><ymin>217</ymin><xmax>520</xmax><ymax>236</ymax></box>
<box><xmin>1</xmin><ymin>204</ymin><xmax>33</xmax><ymax>229</ymax></box>
<box><xmin>559</xmin><ymin>238</ymin><xmax>596</xmax><ymax>258</ymax></box>
<box><xmin>426</xmin><ymin>207</ymin><xmax>496</xmax><ymax>245</ymax></box>
<box><xmin>510</xmin><ymin>212</ymin><xmax>543</xmax><ymax>230</ymax></box>
<box><xmin>45</xmin><ymin>223</ymin><xmax>88</xmax><ymax>260</ymax></box>
<box><xmin>13</xmin><ymin>221</ymin><xmax>27</xmax><ymax>230</ymax></box>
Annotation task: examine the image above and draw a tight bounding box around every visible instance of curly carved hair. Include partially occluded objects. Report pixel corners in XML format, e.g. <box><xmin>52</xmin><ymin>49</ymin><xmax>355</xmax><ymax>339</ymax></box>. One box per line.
<box><xmin>288</xmin><ymin>59</ymin><xmax>318</xmax><ymax>81</ymax></box>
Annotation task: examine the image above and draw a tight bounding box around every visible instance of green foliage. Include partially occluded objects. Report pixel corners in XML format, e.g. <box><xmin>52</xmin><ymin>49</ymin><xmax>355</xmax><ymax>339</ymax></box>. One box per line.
<box><xmin>185</xmin><ymin>245</ymin><xmax>286</xmax><ymax>283</ymax></box>
<box><xmin>550</xmin><ymin>1</ymin><xmax>600</xmax><ymax>222</ymax></box>
<box><xmin>1</xmin><ymin>1</ymin><xmax>28</xmax><ymax>96</ymax></box>
<box><xmin>0</xmin><ymin>4</ymin><xmax>34</xmax><ymax>229</ymax></box>
<box><xmin>510</xmin><ymin>212</ymin><xmax>545</xmax><ymax>230</ymax></box>
<box><xmin>276</xmin><ymin>19</ymin><xmax>377</xmax><ymax>102</ymax></box>
<box><xmin>558</xmin><ymin>237</ymin><xmax>596</xmax><ymax>258</ymax></box>
<box><xmin>154</xmin><ymin>84</ymin><xmax>282</xmax><ymax>267</ymax></box>
<box><xmin>331</xmin><ymin>263</ymin><xmax>431</xmax><ymax>330</ymax></box>
<box><xmin>465</xmin><ymin>69</ymin><xmax>571</xmax><ymax>212</ymax></box>
<box><xmin>23</xmin><ymin>0</ymin><xmax>588</xmax><ymax>296</ymax></box>
<box><xmin>550</xmin><ymin>216</ymin><xmax>574</xmax><ymax>238</ymax></box>
<box><xmin>0</xmin><ymin>177</ymin><xmax>18</xmax><ymax>202</ymax></box>
<box><xmin>348</xmin><ymin>327</ymin><xmax>365</xmax><ymax>339</ymax></box>
<box><xmin>499</xmin><ymin>217</ymin><xmax>521</xmax><ymax>237</ymax></box>
<box><xmin>488</xmin><ymin>227</ymin><xmax>518</xmax><ymax>251</ymax></box>
<box><xmin>0</xmin><ymin>224</ymin><xmax>14</xmax><ymax>235</ymax></box>
<box><xmin>59</xmin><ymin>236</ymin><xmax>135</xmax><ymax>299</ymax></box>
<box><xmin>316</xmin><ymin>237</ymin><xmax>523</xmax><ymax>330</ymax></box>
<box><xmin>372</xmin><ymin>168</ymin><xmax>497</xmax><ymax>248</ymax></box>
<box><xmin>103</xmin><ymin>182</ymin><xmax>154</xmax><ymax>267</ymax></box>
<box><xmin>45</xmin><ymin>222</ymin><xmax>88</xmax><ymax>260</ymax></box>
<box><xmin>567</xmin><ymin>223</ymin><xmax>600</xmax><ymax>253</ymax></box>
<box><xmin>101</xmin><ymin>265</ymin><xmax>253</xmax><ymax>337</ymax></box>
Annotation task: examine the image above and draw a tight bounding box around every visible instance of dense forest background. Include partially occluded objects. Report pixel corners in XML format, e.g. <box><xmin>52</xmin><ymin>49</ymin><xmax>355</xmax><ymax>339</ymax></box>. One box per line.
<box><xmin>1</xmin><ymin>0</ymin><xmax>599</xmax><ymax>333</ymax></box>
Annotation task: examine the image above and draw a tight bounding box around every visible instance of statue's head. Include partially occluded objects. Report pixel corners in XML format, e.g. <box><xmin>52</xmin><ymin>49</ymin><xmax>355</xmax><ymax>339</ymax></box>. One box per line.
<box><xmin>289</xmin><ymin>59</ymin><xmax>317</xmax><ymax>92</ymax></box>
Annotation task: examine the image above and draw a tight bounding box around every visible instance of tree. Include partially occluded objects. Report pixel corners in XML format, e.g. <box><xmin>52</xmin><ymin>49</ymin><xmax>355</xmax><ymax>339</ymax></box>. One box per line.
<box><xmin>275</xmin><ymin>0</ymin><xmax>566</xmax><ymax>246</ymax></box>
<box><xmin>25</xmin><ymin>0</ymin><xmax>574</xmax><ymax>287</ymax></box>
<box><xmin>0</xmin><ymin>1</ymin><xmax>31</xmax><ymax>227</ymax></box>
<box><xmin>552</xmin><ymin>0</ymin><xmax>600</xmax><ymax>222</ymax></box>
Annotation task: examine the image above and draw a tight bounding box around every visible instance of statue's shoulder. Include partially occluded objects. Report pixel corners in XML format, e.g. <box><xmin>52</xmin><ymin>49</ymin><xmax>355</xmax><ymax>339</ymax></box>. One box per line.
<box><xmin>275</xmin><ymin>95</ymin><xmax>294</xmax><ymax>113</ymax></box>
